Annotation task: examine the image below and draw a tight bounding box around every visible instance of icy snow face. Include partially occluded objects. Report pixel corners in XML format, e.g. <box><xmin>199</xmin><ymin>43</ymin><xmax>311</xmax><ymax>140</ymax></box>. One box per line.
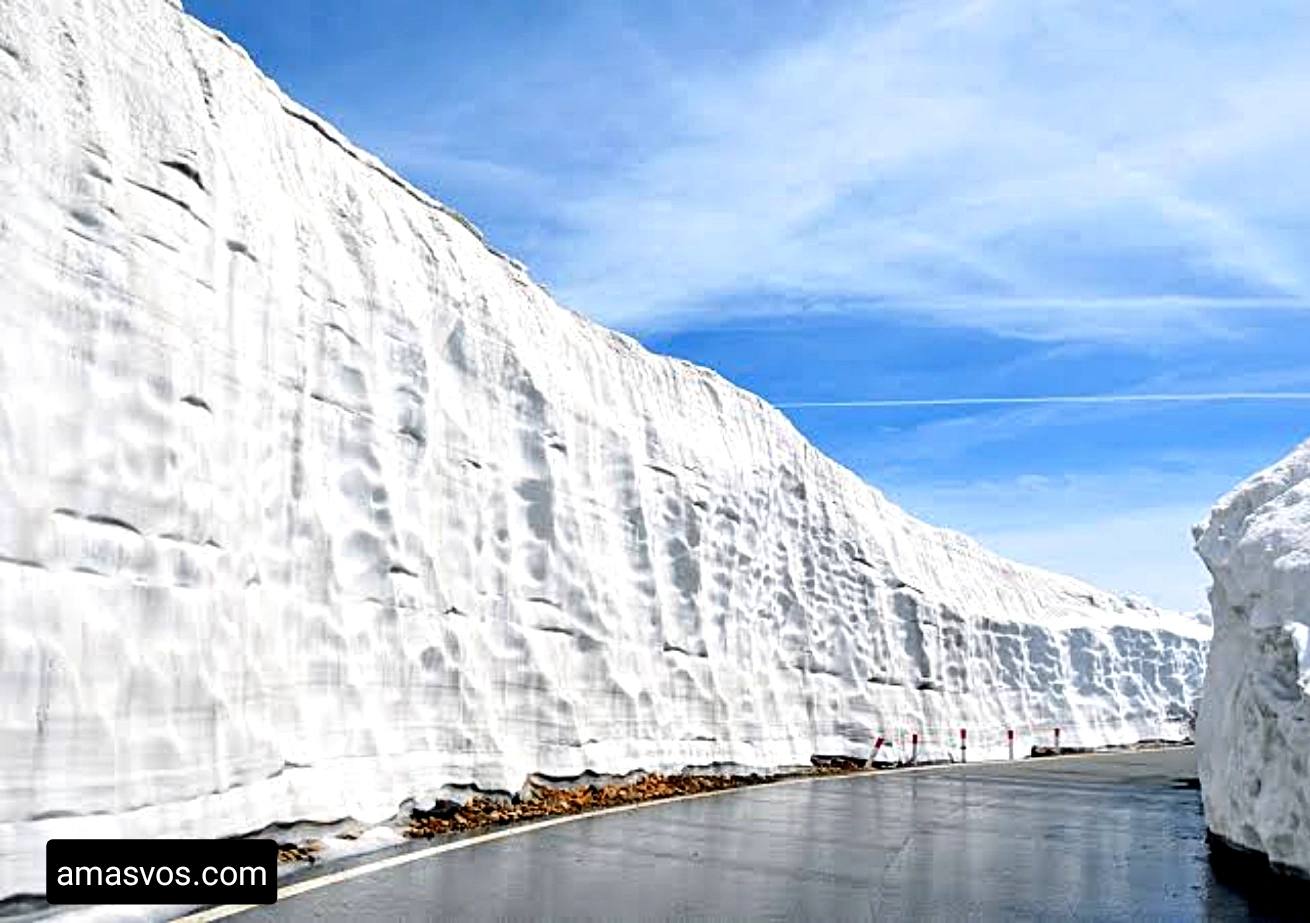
<box><xmin>0</xmin><ymin>0</ymin><xmax>1207</xmax><ymax>896</ymax></box>
<box><xmin>1195</xmin><ymin>439</ymin><xmax>1310</xmax><ymax>873</ymax></box>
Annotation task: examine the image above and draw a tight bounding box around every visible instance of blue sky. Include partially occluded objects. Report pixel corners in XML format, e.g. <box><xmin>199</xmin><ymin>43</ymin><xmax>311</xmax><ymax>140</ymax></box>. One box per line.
<box><xmin>186</xmin><ymin>0</ymin><xmax>1310</xmax><ymax>610</ymax></box>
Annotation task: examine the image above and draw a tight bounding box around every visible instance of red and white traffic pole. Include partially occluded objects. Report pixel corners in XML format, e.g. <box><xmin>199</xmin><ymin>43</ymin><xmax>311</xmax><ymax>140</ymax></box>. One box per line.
<box><xmin>1007</xmin><ymin>728</ymin><xmax>1015</xmax><ymax>761</ymax></box>
<box><xmin>960</xmin><ymin>727</ymin><xmax>967</xmax><ymax>764</ymax></box>
<box><xmin>870</xmin><ymin>735</ymin><xmax>884</xmax><ymax>767</ymax></box>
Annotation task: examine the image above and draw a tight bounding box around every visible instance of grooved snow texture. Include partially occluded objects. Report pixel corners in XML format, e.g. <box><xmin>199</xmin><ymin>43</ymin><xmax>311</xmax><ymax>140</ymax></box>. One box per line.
<box><xmin>1196</xmin><ymin>439</ymin><xmax>1310</xmax><ymax>875</ymax></box>
<box><xmin>0</xmin><ymin>0</ymin><xmax>1208</xmax><ymax>896</ymax></box>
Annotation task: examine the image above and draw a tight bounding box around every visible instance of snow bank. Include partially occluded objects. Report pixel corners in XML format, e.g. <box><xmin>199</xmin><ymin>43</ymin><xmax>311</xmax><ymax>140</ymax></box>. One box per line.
<box><xmin>1196</xmin><ymin>439</ymin><xmax>1310</xmax><ymax>875</ymax></box>
<box><xmin>0</xmin><ymin>0</ymin><xmax>1207</xmax><ymax>896</ymax></box>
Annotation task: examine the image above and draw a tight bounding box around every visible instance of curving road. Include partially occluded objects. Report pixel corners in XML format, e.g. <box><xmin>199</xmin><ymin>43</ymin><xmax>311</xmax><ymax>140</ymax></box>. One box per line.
<box><xmin>230</xmin><ymin>748</ymin><xmax>1290</xmax><ymax>922</ymax></box>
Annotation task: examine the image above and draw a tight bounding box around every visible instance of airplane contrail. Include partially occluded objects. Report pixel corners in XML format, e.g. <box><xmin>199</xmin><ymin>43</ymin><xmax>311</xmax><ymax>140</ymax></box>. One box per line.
<box><xmin>774</xmin><ymin>391</ymin><xmax>1310</xmax><ymax>409</ymax></box>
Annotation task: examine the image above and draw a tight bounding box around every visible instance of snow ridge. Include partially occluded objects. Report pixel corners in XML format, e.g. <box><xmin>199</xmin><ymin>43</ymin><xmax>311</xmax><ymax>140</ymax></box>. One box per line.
<box><xmin>0</xmin><ymin>0</ymin><xmax>1206</xmax><ymax>896</ymax></box>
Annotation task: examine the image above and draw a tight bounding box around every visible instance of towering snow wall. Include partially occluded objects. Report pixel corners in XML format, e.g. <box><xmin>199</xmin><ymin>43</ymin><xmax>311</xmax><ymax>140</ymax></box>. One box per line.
<box><xmin>0</xmin><ymin>0</ymin><xmax>1208</xmax><ymax>896</ymax></box>
<box><xmin>1196</xmin><ymin>439</ymin><xmax>1310</xmax><ymax>876</ymax></box>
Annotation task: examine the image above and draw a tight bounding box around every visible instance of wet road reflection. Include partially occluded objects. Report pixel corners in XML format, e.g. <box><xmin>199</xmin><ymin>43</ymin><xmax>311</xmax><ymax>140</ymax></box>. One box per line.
<box><xmin>244</xmin><ymin>748</ymin><xmax>1296</xmax><ymax>921</ymax></box>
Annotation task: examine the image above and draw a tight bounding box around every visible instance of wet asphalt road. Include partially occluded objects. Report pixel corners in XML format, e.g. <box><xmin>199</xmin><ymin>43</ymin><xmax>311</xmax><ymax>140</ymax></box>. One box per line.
<box><xmin>241</xmin><ymin>748</ymin><xmax>1292</xmax><ymax>922</ymax></box>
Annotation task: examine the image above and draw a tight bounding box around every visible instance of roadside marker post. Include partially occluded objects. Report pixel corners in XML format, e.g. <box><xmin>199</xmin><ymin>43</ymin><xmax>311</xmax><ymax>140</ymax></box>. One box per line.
<box><xmin>1007</xmin><ymin>728</ymin><xmax>1015</xmax><ymax>761</ymax></box>
<box><xmin>911</xmin><ymin>732</ymin><xmax>919</xmax><ymax>765</ymax></box>
<box><xmin>960</xmin><ymin>727</ymin><xmax>967</xmax><ymax>764</ymax></box>
<box><xmin>870</xmin><ymin>736</ymin><xmax>884</xmax><ymax>767</ymax></box>
<box><xmin>1054</xmin><ymin>727</ymin><xmax>1061</xmax><ymax>755</ymax></box>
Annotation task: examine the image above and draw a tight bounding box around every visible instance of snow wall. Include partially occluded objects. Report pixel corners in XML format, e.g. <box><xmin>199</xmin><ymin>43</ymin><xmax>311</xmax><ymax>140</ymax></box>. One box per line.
<box><xmin>0</xmin><ymin>0</ymin><xmax>1208</xmax><ymax>896</ymax></box>
<box><xmin>1196</xmin><ymin>438</ymin><xmax>1310</xmax><ymax>876</ymax></box>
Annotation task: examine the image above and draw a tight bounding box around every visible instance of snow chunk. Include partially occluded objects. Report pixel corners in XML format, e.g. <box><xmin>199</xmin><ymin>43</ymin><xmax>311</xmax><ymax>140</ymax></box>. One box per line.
<box><xmin>1196</xmin><ymin>437</ymin><xmax>1310</xmax><ymax>874</ymax></box>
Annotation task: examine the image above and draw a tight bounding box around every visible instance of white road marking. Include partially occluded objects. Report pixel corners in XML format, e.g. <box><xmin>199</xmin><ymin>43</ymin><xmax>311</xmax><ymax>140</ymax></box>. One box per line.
<box><xmin>172</xmin><ymin>746</ymin><xmax>1188</xmax><ymax>921</ymax></box>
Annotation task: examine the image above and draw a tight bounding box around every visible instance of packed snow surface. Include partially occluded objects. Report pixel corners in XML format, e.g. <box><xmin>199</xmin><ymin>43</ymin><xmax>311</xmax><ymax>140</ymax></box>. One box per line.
<box><xmin>0</xmin><ymin>0</ymin><xmax>1208</xmax><ymax>896</ymax></box>
<box><xmin>1196</xmin><ymin>438</ymin><xmax>1310</xmax><ymax>875</ymax></box>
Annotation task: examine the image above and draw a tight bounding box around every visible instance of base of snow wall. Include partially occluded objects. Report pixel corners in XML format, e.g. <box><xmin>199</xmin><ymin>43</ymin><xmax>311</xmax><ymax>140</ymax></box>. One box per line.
<box><xmin>1207</xmin><ymin>828</ymin><xmax>1310</xmax><ymax>885</ymax></box>
<box><xmin>0</xmin><ymin>722</ymin><xmax>1197</xmax><ymax>900</ymax></box>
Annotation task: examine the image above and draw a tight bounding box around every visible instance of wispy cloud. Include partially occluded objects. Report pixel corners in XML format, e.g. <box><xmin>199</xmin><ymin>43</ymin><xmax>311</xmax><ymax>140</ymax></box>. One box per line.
<box><xmin>777</xmin><ymin>391</ymin><xmax>1310</xmax><ymax>409</ymax></box>
<box><xmin>508</xmin><ymin>0</ymin><xmax>1310</xmax><ymax>340</ymax></box>
<box><xmin>204</xmin><ymin>0</ymin><xmax>1310</xmax><ymax>342</ymax></box>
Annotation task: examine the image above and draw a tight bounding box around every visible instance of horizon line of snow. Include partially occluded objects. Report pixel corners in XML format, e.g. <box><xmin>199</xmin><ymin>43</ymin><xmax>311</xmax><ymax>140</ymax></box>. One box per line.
<box><xmin>774</xmin><ymin>391</ymin><xmax>1310</xmax><ymax>409</ymax></box>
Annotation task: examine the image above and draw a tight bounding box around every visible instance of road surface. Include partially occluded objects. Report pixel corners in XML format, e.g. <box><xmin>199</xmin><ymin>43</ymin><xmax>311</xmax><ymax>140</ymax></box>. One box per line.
<box><xmin>238</xmin><ymin>748</ymin><xmax>1293</xmax><ymax>921</ymax></box>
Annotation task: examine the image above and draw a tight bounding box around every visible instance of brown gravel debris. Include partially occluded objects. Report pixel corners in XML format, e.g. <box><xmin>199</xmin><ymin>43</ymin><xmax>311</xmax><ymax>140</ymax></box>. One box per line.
<box><xmin>277</xmin><ymin>840</ymin><xmax>323</xmax><ymax>864</ymax></box>
<box><xmin>404</xmin><ymin>768</ymin><xmax>852</xmax><ymax>841</ymax></box>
